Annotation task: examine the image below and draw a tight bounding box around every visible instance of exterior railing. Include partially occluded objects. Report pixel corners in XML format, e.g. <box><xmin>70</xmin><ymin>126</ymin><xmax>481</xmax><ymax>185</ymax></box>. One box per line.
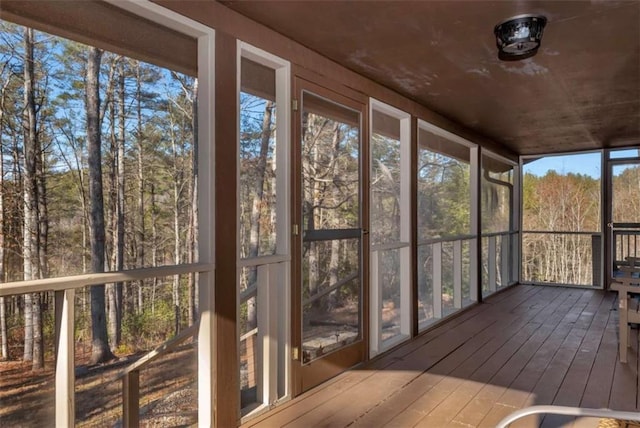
<box><xmin>613</xmin><ymin>229</ymin><xmax>640</xmax><ymax>269</ymax></box>
<box><xmin>238</xmin><ymin>254</ymin><xmax>289</xmax><ymax>412</ymax></box>
<box><xmin>522</xmin><ymin>230</ymin><xmax>601</xmax><ymax>287</ymax></box>
<box><xmin>370</xmin><ymin>240</ymin><xmax>411</xmax><ymax>355</ymax></box>
<box><xmin>481</xmin><ymin>231</ymin><xmax>519</xmax><ymax>297</ymax></box>
<box><xmin>417</xmin><ymin>234</ymin><xmax>477</xmax><ymax>330</ymax></box>
<box><xmin>0</xmin><ymin>263</ymin><xmax>213</xmax><ymax>427</ymax></box>
<box><xmin>121</xmin><ymin>323</ymin><xmax>199</xmax><ymax>427</ymax></box>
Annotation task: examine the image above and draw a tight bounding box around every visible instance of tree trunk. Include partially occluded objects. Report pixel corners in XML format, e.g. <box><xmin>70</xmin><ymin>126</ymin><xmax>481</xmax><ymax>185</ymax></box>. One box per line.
<box><xmin>135</xmin><ymin>64</ymin><xmax>145</xmax><ymax>313</ymax></box>
<box><xmin>0</xmin><ymin>60</ymin><xmax>10</xmax><ymax>360</ymax></box>
<box><xmin>107</xmin><ymin>60</ymin><xmax>125</xmax><ymax>349</ymax></box>
<box><xmin>22</xmin><ymin>28</ymin><xmax>44</xmax><ymax>369</ymax></box>
<box><xmin>246</xmin><ymin>101</ymin><xmax>274</xmax><ymax>329</ymax></box>
<box><xmin>86</xmin><ymin>46</ymin><xmax>114</xmax><ymax>365</ymax></box>
<box><xmin>170</xmin><ymin>108</ymin><xmax>183</xmax><ymax>334</ymax></box>
<box><xmin>151</xmin><ymin>182</ymin><xmax>158</xmax><ymax>315</ymax></box>
<box><xmin>0</xmin><ymin>297</ymin><xmax>7</xmax><ymax>360</ymax></box>
<box><xmin>173</xmin><ymin>176</ymin><xmax>180</xmax><ymax>334</ymax></box>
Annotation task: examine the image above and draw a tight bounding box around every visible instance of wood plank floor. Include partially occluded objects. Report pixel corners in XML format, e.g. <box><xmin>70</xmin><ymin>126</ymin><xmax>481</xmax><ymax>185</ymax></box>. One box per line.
<box><xmin>242</xmin><ymin>285</ymin><xmax>640</xmax><ymax>428</ymax></box>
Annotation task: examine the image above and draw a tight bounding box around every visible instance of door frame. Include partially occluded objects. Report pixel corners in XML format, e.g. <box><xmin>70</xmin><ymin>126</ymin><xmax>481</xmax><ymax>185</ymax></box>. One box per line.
<box><xmin>604</xmin><ymin>152</ymin><xmax>640</xmax><ymax>288</ymax></box>
<box><xmin>290</xmin><ymin>73</ymin><xmax>370</xmax><ymax>396</ymax></box>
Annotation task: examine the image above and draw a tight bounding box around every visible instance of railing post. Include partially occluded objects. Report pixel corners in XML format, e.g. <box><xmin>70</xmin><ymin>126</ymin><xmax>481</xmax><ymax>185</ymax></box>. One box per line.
<box><xmin>470</xmin><ymin>238</ymin><xmax>479</xmax><ymax>303</ymax></box>
<box><xmin>123</xmin><ymin>370</ymin><xmax>140</xmax><ymax>427</ymax></box>
<box><xmin>370</xmin><ymin>250</ymin><xmax>380</xmax><ymax>356</ymax></box>
<box><xmin>453</xmin><ymin>240</ymin><xmax>462</xmax><ymax>309</ymax></box>
<box><xmin>500</xmin><ymin>234</ymin><xmax>510</xmax><ymax>287</ymax></box>
<box><xmin>488</xmin><ymin>236</ymin><xmax>497</xmax><ymax>292</ymax></box>
<box><xmin>433</xmin><ymin>242</ymin><xmax>442</xmax><ymax>318</ymax></box>
<box><xmin>55</xmin><ymin>289</ymin><xmax>75</xmax><ymax>428</ymax></box>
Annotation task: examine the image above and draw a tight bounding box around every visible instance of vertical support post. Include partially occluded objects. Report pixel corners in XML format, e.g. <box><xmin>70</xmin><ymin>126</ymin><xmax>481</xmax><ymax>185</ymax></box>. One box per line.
<box><xmin>122</xmin><ymin>370</ymin><xmax>140</xmax><ymax>428</ymax></box>
<box><xmin>197</xmin><ymin>26</ymin><xmax>216</xmax><ymax>427</ymax></box>
<box><xmin>400</xmin><ymin>246</ymin><xmax>411</xmax><ymax>337</ymax></box>
<box><xmin>410</xmin><ymin>117</ymin><xmax>418</xmax><ymax>336</ymax></box>
<box><xmin>276</xmin><ymin>261</ymin><xmax>289</xmax><ymax>398</ymax></box>
<box><xmin>471</xmin><ymin>146</ymin><xmax>482</xmax><ymax>302</ymax></box>
<box><xmin>453</xmin><ymin>240</ymin><xmax>462</xmax><ymax>309</ymax></box>
<box><xmin>433</xmin><ymin>242</ymin><xmax>442</xmax><ymax>318</ymax></box>
<box><xmin>513</xmin><ymin>162</ymin><xmax>521</xmax><ymax>285</ymax></box>
<box><xmin>488</xmin><ymin>236</ymin><xmax>497</xmax><ymax>292</ymax></box>
<box><xmin>398</xmin><ymin>114</ymin><xmax>412</xmax><ymax>339</ymax></box>
<box><xmin>55</xmin><ymin>289</ymin><xmax>75</xmax><ymax>428</ymax></box>
<box><xmin>512</xmin><ymin>233</ymin><xmax>519</xmax><ymax>287</ymax></box>
<box><xmin>213</xmin><ymin>30</ymin><xmax>239</xmax><ymax>427</ymax></box>
<box><xmin>501</xmin><ymin>234</ymin><xmax>510</xmax><ymax>287</ymax></box>
<box><xmin>256</xmin><ymin>265</ymin><xmax>266</xmax><ymax>403</ymax></box>
<box><xmin>267</xmin><ymin>264</ymin><xmax>279</xmax><ymax>404</ymax></box>
<box><xmin>257</xmin><ymin>263</ymin><xmax>278</xmax><ymax>405</ymax></box>
<box><xmin>370</xmin><ymin>250</ymin><xmax>380</xmax><ymax>357</ymax></box>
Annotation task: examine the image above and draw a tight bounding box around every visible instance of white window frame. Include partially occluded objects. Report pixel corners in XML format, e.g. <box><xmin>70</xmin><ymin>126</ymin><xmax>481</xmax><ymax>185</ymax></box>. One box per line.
<box><xmin>368</xmin><ymin>99</ymin><xmax>411</xmax><ymax>357</ymax></box>
<box><xmin>237</xmin><ymin>41</ymin><xmax>291</xmax><ymax>419</ymax></box>
<box><xmin>481</xmin><ymin>149</ymin><xmax>519</xmax><ymax>295</ymax></box>
<box><xmin>416</xmin><ymin>119</ymin><xmax>479</xmax><ymax>331</ymax></box>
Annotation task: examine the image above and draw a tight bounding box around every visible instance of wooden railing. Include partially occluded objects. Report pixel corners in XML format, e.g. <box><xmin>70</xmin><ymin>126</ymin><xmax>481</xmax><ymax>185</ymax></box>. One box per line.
<box><xmin>0</xmin><ymin>263</ymin><xmax>213</xmax><ymax>427</ymax></box>
<box><xmin>417</xmin><ymin>235</ymin><xmax>478</xmax><ymax>330</ymax></box>
<box><xmin>121</xmin><ymin>323</ymin><xmax>199</xmax><ymax>427</ymax></box>
<box><xmin>613</xmin><ymin>229</ymin><xmax>640</xmax><ymax>269</ymax></box>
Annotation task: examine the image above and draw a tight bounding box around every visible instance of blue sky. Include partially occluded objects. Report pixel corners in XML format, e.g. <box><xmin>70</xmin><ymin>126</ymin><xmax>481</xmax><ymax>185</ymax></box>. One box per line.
<box><xmin>523</xmin><ymin>153</ymin><xmax>602</xmax><ymax>178</ymax></box>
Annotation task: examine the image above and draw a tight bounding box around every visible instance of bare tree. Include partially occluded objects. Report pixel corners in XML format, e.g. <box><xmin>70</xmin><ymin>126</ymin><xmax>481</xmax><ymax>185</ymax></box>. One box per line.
<box><xmin>0</xmin><ymin>61</ymin><xmax>13</xmax><ymax>360</ymax></box>
<box><xmin>22</xmin><ymin>28</ymin><xmax>44</xmax><ymax>369</ymax></box>
<box><xmin>86</xmin><ymin>46</ymin><xmax>114</xmax><ymax>364</ymax></box>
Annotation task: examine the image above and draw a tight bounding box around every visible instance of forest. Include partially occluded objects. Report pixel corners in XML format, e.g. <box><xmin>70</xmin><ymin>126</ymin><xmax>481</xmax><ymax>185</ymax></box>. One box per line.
<box><xmin>0</xmin><ymin>21</ymin><xmax>197</xmax><ymax>369</ymax></box>
<box><xmin>522</xmin><ymin>165</ymin><xmax>640</xmax><ymax>286</ymax></box>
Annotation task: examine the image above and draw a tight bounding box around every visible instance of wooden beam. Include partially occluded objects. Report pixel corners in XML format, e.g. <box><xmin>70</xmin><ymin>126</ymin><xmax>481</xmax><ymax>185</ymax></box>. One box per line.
<box><xmin>122</xmin><ymin>371</ymin><xmax>140</xmax><ymax>428</ymax></box>
<box><xmin>214</xmin><ymin>30</ymin><xmax>239</xmax><ymax>427</ymax></box>
<box><xmin>410</xmin><ymin>116</ymin><xmax>419</xmax><ymax>336</ymax></box>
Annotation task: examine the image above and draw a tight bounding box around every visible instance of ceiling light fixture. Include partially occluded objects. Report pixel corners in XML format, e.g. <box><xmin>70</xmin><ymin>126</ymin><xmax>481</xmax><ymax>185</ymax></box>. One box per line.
<box><xmin>494</xmin><ymin>14</ymin><xmax>547</xmax><ymax>61</ymax></box>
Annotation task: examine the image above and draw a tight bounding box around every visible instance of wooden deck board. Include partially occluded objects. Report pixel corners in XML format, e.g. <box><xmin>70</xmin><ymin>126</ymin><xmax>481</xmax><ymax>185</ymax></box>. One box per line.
<box><xmin>242</xmin><ymin>286</ymin><xmax>640</xmax><ymax>428</ymax></box>
<box><xmin>453</xmin><ymin>288</ymin><xmax>591</xmax><ymax>427</ymax></box>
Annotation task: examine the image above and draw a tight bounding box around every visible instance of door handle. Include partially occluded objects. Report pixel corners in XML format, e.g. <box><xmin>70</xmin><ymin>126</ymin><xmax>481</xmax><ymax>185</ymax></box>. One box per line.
<box><xmin>607</xmin><ymin>222</ymin><xmax>613</xmax><ymax>228</ymax></box>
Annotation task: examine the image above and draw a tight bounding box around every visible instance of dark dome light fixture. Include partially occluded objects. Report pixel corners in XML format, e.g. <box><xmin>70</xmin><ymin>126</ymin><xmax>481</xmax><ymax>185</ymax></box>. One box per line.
<box><xmin>494</xmin><ymin>14</ymin><xmax>547</xmax><ymax>61</ymax></box>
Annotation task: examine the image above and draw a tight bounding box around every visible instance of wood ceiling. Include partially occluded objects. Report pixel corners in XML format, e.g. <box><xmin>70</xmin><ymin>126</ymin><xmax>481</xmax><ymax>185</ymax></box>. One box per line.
<box><xmin>221</xmin><ymin>1</ymin><xmax>640</xmax><ymax>156</ymax></box>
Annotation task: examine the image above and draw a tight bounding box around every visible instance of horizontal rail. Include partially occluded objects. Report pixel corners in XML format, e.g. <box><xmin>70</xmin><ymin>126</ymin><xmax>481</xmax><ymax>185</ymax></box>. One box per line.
<box><xmin>240</xmin><ymin>327</ymin><xmax>258</xmax><ymax>342</ymax></box>
<box><xmin>481</xmin><ymin>231</ymin><xmax>519</xmax><ymax>238</ymax></box>
<box><xmin>417</xmin><ymin>234</ymin><xmax>476</xmax><ymax>246</ymax></box>
<box><xmin>238</xmin><ymin>254</ymin><xmax>290</xmax><ymax>268</ymax></box>
<box><xmin>0</xmin><ymin>263</ymin><xmax>214</xmax><ymax>297</ymax></box>
<box><xmin>371</xmin><ymin>241</ymin><xmax>410</xmax><ymax>252</ymax></box>
<box><xmin>418</xmin><ymin>231</ymin><xmax>518</xmax><ymax>247</ymax></box>
<box><xmin>522</xmin><ymin>230</ymin><xmax>600</xmax><ymax>236</ymax></box>
<box><xmin>122</xmin><ymin>323</ymin><xmax>199</xmax><ymax>428</ymax></box>
<box><xmin>240</xmin><ymin>283</ymin><xmax>257</xmax><ymax>304</ymax></box>
<box><xmin>496</xmin><ymin>405</ymin><xmax>640</xmax><ymax>428</ymax></box>
<box><xmin>303</xmin><ymin>271</ymin><xmax>359</xmax><ymax>306</ymax></box>
<box><xmin>612</xmin><ymin>223</ymin><xmax>640</xmax><ymax>230</ymax></box>
<box><xmin>123</xmin><ymin>323</ymin><xmax>199</xmax><ymax>375</ymax></box>
<box><xmin>303</xmin><ymin>228</ymin><xmax>360</xmax><ymax>242</ymax></box>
